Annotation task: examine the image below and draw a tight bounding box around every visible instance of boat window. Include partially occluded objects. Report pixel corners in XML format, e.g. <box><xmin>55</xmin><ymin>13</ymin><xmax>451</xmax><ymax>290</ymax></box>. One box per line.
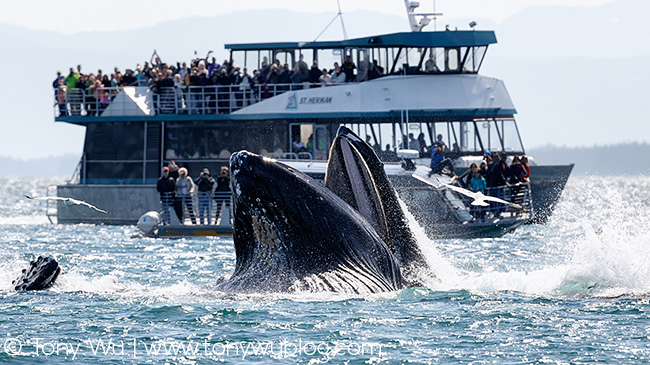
<box><xmin>476</xmin><ymin>120</ymin><xmax>501</xmax><ymax>152</ymax></box>
<box><xmin>85</xmin><ymin>123</ymin><xmax>144</xmax><ymax>160</ymax></box>
<box><xmin>456</xmin><ymin>46</ymin><xmax>488</xmax><ymax>73</ymax></box>
<box><xmin>81</xmin><ymin>122</ymin><xmax>161</xmax><ymax>184</ymax></box>
<box><xmin>315</xmin><ymin>128</ymin><xmax>328</xmax><ymax>150</ymax></box>
<box><xmin>271</xmin><ymin>51</ymin><xmax>294</xmax><ymax>69</ymax></box>
<box><xmin>407</xmin><ymin>47</ymin><xmax>424</xmax><ymax>73</ymax></box>
<box><xmin>389</xmin><ymin>47</ymin><xmax>407</xmax><ymax>74</ymax></box>
<box><xmin>473</xmin><ymin>46</ymin><xmax>488</xmax><ymax>72</ymax></box>
<box><xmin>449</xmin><ymin>121</ymin><xmax>473</xmax><ymax>152</ymax></box>
<box><xmin>445</xmin><ymin>48</ymin><xmax>459</xmax><ymax>72</ymax></box>
<box><xmin>164</xmin><ymin>122</ymin><xmax>289</xmax><ymax>161</ymax></box>
<box><xmin>421</xmin><ymin>48</ymin><xmax>443</xmax><ymax>73</ymax></box>
<box><xmin>474</xmin><ymin>120</ymin><xmax>524</xmax><ymax>154</ymax></box>
<box><xmin>243</xmin><ymin>51</ymin><xmax>258</xmax><ymax>71</ymax></box>
<box><xmin>357</xmin><ymin>49</ymin><xmax>369</xmax><ymax>81</ymax></box>
<box><xmin>327</xmin><ymin>49</ymin><xmax>344</xmax><ymax>69</ymax></box>
<box><xmin>500</xmin><ymin>120</ymin><xmax>524</xmax><ymax>153</ymax></box>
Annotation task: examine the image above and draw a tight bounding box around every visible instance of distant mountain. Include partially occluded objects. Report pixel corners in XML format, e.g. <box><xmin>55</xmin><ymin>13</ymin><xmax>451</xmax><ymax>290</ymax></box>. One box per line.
<box><xmin>2</xmin><ymin>143</ymin><xmax>648</xmax><ymax>177</ymax></box>
<box><xmin>528</xmin><ymin>142</ymin><xmax>650</xmax><ymax>176</ymax></box>
<box><xmin>0</xmin><ymin>154</ymin><xmax>79</xmax><ymax>177</ymax></box>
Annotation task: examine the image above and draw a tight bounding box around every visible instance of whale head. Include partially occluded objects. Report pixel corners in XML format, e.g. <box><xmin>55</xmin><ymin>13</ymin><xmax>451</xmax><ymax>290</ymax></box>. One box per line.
<box><xmin>220</xmin><ymin>150</ymin><xmax>402</xmax><ymax>293</ymax></box>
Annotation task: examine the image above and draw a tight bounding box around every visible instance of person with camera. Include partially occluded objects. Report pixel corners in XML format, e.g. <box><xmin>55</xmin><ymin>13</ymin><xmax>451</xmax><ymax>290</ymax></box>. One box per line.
<box><xmin>213</xmin><ymin>166</ymin><xmax>231</xmax><ymax>225</ymax></box>
<box><xmin>195</xmin><ymin>168</ymin><xmax>215</xmax><ymax>225</ymax></box>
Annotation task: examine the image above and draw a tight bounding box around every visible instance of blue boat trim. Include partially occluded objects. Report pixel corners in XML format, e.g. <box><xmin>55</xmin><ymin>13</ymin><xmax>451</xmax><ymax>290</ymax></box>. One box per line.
<box><xmin>225</xmin><ymin>30</ymin><xmax>497</xmax><ymax>51</ymax></box>
<box><xmin>56</xmin><ymin>108</ymin><xmax>517</xmax><ymax>125</ymax></box>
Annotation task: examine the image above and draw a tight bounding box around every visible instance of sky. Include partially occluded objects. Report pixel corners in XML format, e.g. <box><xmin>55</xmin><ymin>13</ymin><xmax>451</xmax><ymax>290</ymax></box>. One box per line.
<box><xmin>2</xmin><ymin>0</ymin><xmax>615</xmax><ymax>34</ymax></box>
<box><xmin>2</xmin><ymin>0</ymin><xmax>640</xmax><ymax>161</ymax></box>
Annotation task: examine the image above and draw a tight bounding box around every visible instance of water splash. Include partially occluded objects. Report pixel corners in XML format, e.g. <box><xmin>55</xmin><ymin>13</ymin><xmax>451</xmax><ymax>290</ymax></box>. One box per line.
<box><xmin>4</xmin><ymin>176</ymin><xmax>650</xmax><ymax>301</ymax></box>
<box><xmin>415</xmin><ymin>176</ymin><xmax>650</xmax><ymax>298</ymax></box>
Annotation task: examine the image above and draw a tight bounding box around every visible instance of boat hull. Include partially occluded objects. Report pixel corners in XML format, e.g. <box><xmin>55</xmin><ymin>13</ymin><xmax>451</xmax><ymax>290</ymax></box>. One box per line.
<box><xmin>528</xmin><ymin>164</ymin><xmax>574</xmax><ymax>224</ymax></box>
<box><xmin>53</xmin><ymin>163</ymin><xmax>573</xmax><ymax>232</ymax></box>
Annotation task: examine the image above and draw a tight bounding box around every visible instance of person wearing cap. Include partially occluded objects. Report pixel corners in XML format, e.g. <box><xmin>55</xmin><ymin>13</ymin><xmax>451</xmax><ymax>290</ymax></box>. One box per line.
<box><xmin>156</xmin><ymin>166</ymin><xmax>176</xmax><ymax>224</ymax></box>
<box><xmin>195</xmin><ymin>168</ymin><xmax>215</xmax><ymax>225</ymax></box>
<box><xmin>482</xmin><ymin>152</ymin><xmax>494</xmax><ymax>181</ymax></box>
<box><xmin>428</xmin><ymin>142</ymin><xmax>456</xmax><ymax>177</ymax></box>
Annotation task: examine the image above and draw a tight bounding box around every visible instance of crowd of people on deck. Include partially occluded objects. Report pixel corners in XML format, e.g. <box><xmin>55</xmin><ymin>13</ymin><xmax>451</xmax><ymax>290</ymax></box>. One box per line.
<box><xmin>155</xmin><ymin>161</ymin><xmax>231</xmax><ymax>225</ymax></box>
<box><xmin>53</xmin><ymin>53</ymin><xmax>385</xmax><ymax>116</ymax></box>
<box><xmin>428</xmin><ymin>134</ymin><xmax>531</xmax><ymax>219</ymax></box>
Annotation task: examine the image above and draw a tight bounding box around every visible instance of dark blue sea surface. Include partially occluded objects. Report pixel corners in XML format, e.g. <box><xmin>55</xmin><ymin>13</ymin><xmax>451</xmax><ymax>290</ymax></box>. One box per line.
<box><xmin>1</xmin><ymin>176</ymin><xmax>650</xmax><ymax>363</ymax></box>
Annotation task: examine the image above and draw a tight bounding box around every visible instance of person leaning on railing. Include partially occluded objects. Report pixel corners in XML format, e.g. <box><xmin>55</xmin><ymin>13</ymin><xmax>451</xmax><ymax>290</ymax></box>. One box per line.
<box><xmin>509</xmin><ymin>156</ymin><xmax>528</xmax><ymax>209</ymax></box>
<box><xmin>520</xmin><ymin>156</ymin><xmax>531</xmax><ymax>182</ymax></box>
<box><xmin>488</xmin><ymin>152</ymin><xmax>511</xmax><ymax>216</ymax></box>
<box><xmin>468</xmin><ymin>163</ymin><xmax>487</xmax><ymax>219</ymax></box>
<box><xmin>53</xmin><ymin>71</ymin><xmax>66</xmax><ymax>116</ymax></box>
<box><xmin>156</xmin><ymin>167</ymin><xmax>175</xmax><ymax>224</ymax></box>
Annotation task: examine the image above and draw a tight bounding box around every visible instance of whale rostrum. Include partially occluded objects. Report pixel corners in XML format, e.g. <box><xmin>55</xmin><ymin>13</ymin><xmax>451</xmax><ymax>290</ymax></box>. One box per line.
<box><xmin>13</xmin><ymin>256</ymin><xmax>61</xmax><ymax>291</ymax></box>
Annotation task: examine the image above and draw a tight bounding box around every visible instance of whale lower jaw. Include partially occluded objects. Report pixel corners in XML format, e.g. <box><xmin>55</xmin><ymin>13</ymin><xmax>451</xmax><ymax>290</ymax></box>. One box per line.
<box><xmin>289</xmin><ymin>265</ymin><xmax>399</xmax><ymax>294</ymax></box>
<box><xmin>217</xmin><ymin>264</ymin><xmax>399</xmax><ymax>294</ymax></box>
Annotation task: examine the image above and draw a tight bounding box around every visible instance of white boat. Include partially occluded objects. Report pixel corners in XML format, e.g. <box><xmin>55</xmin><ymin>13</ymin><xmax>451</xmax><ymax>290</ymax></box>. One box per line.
<box><xmin>49</xmin><ymin>2</ymin><xmax>572</xmax><ymax>237</ymax></box>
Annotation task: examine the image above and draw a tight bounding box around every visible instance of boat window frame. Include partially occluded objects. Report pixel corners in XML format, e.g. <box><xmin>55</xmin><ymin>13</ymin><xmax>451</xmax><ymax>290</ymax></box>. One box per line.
<box><xmin>460</xmin><ymin>47</ymin><xmax>471</xmax><ymax>72</ymax></box>
<box><xmin>472</xmin><ymin>121</ymin><xmax>485</xmax><ymax>152</ymax></box>
<box><xmin>390</xmin><ymin>47</ymin><xmax>403</xmax><ymax>74</ymax></box>
<box><xmin>476</xmin><ymin>45</ymin><xmax>489</xmax><ymax>72</ymax></box>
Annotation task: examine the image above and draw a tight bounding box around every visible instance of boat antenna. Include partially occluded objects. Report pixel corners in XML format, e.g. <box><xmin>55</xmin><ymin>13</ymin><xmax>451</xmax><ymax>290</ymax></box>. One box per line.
<box><xmin>314</xmin><ymin>0</ymin><xmax>348</xmax><ymax>41</ymax></box>
<box><xmin>433</xmin><ymin>0</ymin><xmax>437</xmax><ymax>31</ymax></box>
<box><xmin>151</xmin><ymin>49</ymin><xmax>160</xmax><ymax>65</ymax></box>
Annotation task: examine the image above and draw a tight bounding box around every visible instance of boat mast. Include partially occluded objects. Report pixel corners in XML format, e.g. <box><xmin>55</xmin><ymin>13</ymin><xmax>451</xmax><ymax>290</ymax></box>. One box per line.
<box><xmin>404</xmin><ymin>0</ymin><xmax>442</xmax><ymax>32</ymax></box>
<box><xmin>314</xmin><ymin>0</ymin><xmax>348</xmax><ymax>41</ymax></box>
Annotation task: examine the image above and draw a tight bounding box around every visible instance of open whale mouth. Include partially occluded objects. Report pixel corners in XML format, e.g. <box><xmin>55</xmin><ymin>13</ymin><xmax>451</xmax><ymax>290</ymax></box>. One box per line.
<box><xmin>219</xmin><ymin>150</ymin><xmax>403</xmax><ymax>293</ymax></box>
<box><xmin>326</xmin><ymin>126</ymin><xmax>434</xmax><ymax>286</ymax></box>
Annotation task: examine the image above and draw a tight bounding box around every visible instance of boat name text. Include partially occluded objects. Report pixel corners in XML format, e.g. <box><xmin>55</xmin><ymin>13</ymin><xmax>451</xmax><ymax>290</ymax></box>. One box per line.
<box><xmin>299</xmin><ymin>97</ymin><xmax>333</xmax><ymax>105</ymax></box>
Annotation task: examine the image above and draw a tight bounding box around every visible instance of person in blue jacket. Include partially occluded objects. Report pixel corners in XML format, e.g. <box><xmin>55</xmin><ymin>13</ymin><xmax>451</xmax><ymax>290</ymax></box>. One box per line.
<box><xmin>428</xmin><ymin>142</ymin><xmax>456</xmax><ymax>177</ymax></box>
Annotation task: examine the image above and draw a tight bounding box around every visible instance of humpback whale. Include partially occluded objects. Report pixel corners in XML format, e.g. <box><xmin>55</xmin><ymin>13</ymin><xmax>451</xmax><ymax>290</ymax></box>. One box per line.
<box><xmin>325</xmin><ymin>126</ymin><xmax>433</xmax><ymax>286</ymax></box>
<box><xmin>13</xmin><ymin>256</ymin><xmax>61</xmax><ymax>291</ymax></box>
<box><xmin>215</xmin><ymin>151</ymin><xmax>403</xmax><ymax>293</ymax></box>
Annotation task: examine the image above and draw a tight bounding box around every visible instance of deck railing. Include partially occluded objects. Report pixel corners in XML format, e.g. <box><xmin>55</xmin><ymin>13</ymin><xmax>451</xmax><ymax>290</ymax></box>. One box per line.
<box><xmin>53</xmin><ymin>82</ymin><xmax>340</xmax><ymax>117</ymax></box>
<box><xmin>454</xmin><ymin>183</ymin><xmax>533</xmax><ymax>220</ymax></box>
<box><xmin>159</xmin><ymin>191</ymin><xmax>232</xmax><ymax>226</ymax></box>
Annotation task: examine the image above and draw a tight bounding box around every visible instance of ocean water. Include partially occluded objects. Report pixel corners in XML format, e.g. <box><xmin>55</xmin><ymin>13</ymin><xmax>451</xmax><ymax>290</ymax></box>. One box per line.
<box><xmin>1</xmin><ymin>176</ymin><xmax>650</xmax><ymax>363</ymax></box>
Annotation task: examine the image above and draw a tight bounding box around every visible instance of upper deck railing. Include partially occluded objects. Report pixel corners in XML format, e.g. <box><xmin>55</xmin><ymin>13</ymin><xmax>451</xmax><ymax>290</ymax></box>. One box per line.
<box><xmin>53</xmin><ymin>83</ymin><xmax>336</xmax><ymax>117</ymax></box>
